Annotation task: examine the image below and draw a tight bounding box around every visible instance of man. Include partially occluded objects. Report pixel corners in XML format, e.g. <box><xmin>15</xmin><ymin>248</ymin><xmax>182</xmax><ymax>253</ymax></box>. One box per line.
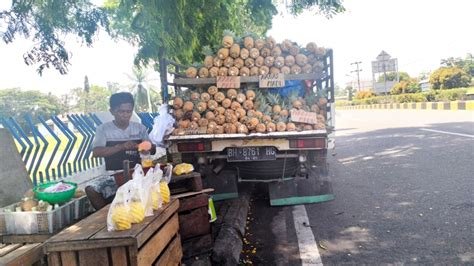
<box><xmin>85</xmin><ymin>92</ymin><xmax>151</xmax><ymax>210</ymax></box>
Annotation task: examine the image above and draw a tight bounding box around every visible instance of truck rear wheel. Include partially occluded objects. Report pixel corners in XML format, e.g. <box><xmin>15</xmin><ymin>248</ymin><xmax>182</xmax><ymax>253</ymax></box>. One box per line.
<box><xmin>232</xmin><ymin>158</ymin><xmax>298</xmax><ymax>180</ymax></box>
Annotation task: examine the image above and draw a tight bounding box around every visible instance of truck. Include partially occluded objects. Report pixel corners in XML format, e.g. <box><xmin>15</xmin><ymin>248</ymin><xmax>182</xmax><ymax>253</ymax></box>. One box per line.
<box><xmin>161</xmin><ymin>49</ymin><xmax>335</xmax><ymax>206</ymax></box>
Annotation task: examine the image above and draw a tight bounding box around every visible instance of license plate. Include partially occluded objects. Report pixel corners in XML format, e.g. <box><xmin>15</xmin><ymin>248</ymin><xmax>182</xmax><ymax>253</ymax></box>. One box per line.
<box><xmin>227</xmin><ymin>147</ymin><xmax>276</xmax><ymax>162</ymax></box>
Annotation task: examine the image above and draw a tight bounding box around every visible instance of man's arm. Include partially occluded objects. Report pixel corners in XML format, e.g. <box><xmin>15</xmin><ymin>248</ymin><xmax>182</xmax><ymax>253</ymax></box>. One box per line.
<box><xmin>92</xmin><ymin>141</ymin><xmax>138</xmax><ymax>157</ymax></box>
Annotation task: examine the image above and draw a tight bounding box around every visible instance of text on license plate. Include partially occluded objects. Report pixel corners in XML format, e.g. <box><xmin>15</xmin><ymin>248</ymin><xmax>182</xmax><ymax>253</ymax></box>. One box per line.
<box><xmin>227</xmin><ymin>147</ymin><xmax>276</xmax><ymax>162</ymax></box>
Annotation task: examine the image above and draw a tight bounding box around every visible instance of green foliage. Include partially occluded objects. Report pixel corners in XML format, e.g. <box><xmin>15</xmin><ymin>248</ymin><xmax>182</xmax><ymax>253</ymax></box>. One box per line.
<box><xmin>441</xmin><ymin>54</ymin><xmax>474</xmax><ymax>76</ymax></box>
<box><xmin>377</xmin><ymin>72</ymin><xmax>409</xmax><ymax>82</ymax></box>
<box><xmin>2</xmin><ymin>0</ymin><xmax>344</xmax><ymax>74</ymax></box>
<box><xmin>429</xmin><ymin>67</ymin><xmax>471</xmax><ymax>89</ymax></box>
<box><xmin>70</xmin><ymin>85</ymin><xmax>112</xmax><ymax>112</ymax></box>
<box><xmin>390</xmin><ymin>78</ymin><xmax>421</xmax><ymax>94</ymax></box>
<box><xmin>434</xmin><ymin>88</ymin><xmax>468</xmax><ymax>101</ymax></box>
<box><xmin>337</xmin><ymin>87</ymin><xmax>470</xmax><ymax>106</ymax></box>
<box><xmin>354</xmin><ymin>90</ymin><xmax>375</xmax><ymax>100</ymax></box>
<box><xmin>104</xmin><ymin>0</ymin><xmax>278</xmax><ymax>66</ymax></box>
<box><xmin>0</xmin><ymin>88</ymin><xmax>64</xmax><ymax>132</ymax></box>
<box><xmin>0</xmin><ymin>1</ymin><xmax>108</xmax><ymax>75</ymax></box>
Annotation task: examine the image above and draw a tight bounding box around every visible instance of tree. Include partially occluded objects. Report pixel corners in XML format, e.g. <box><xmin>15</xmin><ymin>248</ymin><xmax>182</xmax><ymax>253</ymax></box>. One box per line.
<box><xmin>377</xmin><ymin>72</ymin><xmax>409</xmax><ymax>82</ymax></box>
<box><xmin>0</xmin><ymin>88</ymin><xmax>64</xmax><ymax>132</ymax></box>
<box><xmin>1</xmin><ymin>0</ymin><xmax>344</xmax><ymax>74</ymax></box>
<box><xmin>390</xmin><ymin>78</ymin><xmax>421</xmax><ymax>94</ymax></box>
<box><xmin>345</xmin><ymin>86</ymin><xmax>354</xmax><ymax>101</ymax></box>
<box><xmin>126</xmin><ymin>66</ymin><xmax>160</xmax><ymax>112</ymax></box>
<box><xmin>429</xmin><ymin>67</ymin><xmax>471</xmax><ymax>89</ymax></box>
<box><xmin>441</xmin><ymin>54</ymin><xmax>474</xmax><ymax>77</ymax></box>
<box><xmin>71</xmin><ymin>85</ymin><xmax>112</xmax><ymax>112</ymax></box>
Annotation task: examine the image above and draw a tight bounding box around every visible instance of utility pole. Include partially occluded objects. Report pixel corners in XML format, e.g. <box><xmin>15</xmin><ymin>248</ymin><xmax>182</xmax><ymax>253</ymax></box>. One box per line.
<box><xmin>350</xmin><ymin>61</ymin><xmax>362</xmax><ymax>92</ymax></box>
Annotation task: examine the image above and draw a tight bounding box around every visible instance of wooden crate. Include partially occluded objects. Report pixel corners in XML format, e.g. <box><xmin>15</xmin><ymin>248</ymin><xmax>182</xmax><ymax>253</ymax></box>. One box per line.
<box><xmin>178</xmin><ymin>193</ymin><xmax>210</xmax><ymax>240</ymax></box>
<box><xmin>45</xmin><ymin>198</ymin><xmax>182</xmax><ymax>266</ymax></box>
<box><xmin>0</xmin><ymin>243</ymin><xmax>44</xmax><ymax>266</ymax></box>
<box><xmin>170</xmin><ymin>172</ymin><xmax>203</xmax><ymax>195</ymax></box>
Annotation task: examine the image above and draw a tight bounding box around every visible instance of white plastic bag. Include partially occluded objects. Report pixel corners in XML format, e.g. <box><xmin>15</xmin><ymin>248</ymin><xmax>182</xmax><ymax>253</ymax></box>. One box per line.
<box><xmin>132</xmin><ymin>164</ymin><xmax>154</xmax><ymax>217</ymax></box>
<box><xmin>149</xmin><ymin>167</ymin><xmax>163</xmax><ymax>210</ymax></box>
<box><xmin>107</xmin><ymin>181</ymin><xmax>133</xmax><ymax>231</ymax></box>
<box><xmin>150</xmin><ymin>104</ymin><xmax>175</xmax><ymax>147</ymax></box>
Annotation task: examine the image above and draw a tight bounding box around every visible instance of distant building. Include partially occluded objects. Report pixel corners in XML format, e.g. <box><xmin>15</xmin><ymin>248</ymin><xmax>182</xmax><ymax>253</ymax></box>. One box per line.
<box><xmin>419</xmin><ymin>79</ymin><xmax>431</xmax><ymax>92</ymax></box>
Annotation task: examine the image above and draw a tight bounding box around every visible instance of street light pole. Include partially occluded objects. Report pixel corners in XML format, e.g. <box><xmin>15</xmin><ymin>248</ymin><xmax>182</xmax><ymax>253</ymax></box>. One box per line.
<box><xmin>351</xmin><ymin>61</ymin><xmax>362</xmax><ymax>91</ymax></box>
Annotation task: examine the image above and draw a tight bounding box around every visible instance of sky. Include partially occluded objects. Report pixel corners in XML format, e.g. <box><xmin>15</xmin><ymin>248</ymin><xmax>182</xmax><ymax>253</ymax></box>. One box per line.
<box><xmin>0</xmin><ymin>0</ymin><xmax>472</xmax><ymax>95</ymax></box>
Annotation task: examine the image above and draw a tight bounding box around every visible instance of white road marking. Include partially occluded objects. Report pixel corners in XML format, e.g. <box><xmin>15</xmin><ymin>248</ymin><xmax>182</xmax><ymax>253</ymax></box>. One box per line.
<box><xmin>420</xmin><ymin>128</ymin><xmax>474</xmax><ymax>138</ymax></box>
<box><xmin>293</xmin><ymin>205</ymin><xmax>323</xmax><ymax>266</ymax></box>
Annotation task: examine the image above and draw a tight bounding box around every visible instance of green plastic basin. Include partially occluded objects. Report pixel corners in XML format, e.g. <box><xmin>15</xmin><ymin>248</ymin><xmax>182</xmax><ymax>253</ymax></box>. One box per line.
<box><xmin>34</xmin><ymin>181</ymin><xmax>77</xmax><ymax>204</ymax></box>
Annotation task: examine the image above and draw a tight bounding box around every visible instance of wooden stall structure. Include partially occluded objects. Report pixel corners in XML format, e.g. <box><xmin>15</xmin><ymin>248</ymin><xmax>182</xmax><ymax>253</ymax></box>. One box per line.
<box><xmin>44</xmin><ymin>198</ymin><xmax>181</xmax><ymax>266</ymax></box>
<box><xmin>0</xmin><ymin>243</ymin><xmax>44</xmax><ymax>266</ymax></box>
<box><xmin>170</xmin><ymin>172</ymin><xmax>213</xmax><ymax>258</ymax></box>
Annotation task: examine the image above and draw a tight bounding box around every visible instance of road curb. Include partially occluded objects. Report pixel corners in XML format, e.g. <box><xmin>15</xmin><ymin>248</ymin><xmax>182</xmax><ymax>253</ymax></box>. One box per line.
<box><xmin>338</xmin><ymin>100</ymin><xmax>474</xmax><ymax>111</ymax></box>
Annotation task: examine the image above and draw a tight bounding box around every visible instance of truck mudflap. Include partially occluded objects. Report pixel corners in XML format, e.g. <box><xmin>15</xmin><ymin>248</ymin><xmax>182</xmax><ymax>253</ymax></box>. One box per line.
<box><xmin>268</xmin><ymin>169</ymin><xmax>334</xmax><ymax>206</ymax></box>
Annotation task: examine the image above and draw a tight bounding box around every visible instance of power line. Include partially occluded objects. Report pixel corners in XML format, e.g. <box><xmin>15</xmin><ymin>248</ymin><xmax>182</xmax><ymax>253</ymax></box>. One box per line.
<box><xmin>350</xmin><ymin>61</ymin><xmax>362</xmax><ymax>91</ymax></box>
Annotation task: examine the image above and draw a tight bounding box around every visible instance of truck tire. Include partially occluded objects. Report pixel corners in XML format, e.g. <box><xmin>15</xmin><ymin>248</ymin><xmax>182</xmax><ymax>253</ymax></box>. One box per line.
<box><xmin>232</xmin><ymin>158</ymin><xmax>298</xmax><ymax>180</ymax></box>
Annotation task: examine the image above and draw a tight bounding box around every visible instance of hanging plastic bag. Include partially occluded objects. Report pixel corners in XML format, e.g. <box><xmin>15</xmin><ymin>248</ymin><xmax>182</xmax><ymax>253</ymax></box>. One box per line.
<box><xmin>132</xmin><ymin>164</ymin><xmax>154</xmax><ymax>217</ymax></box>
<box><xmin>150</xmin><ymin>167</ymin><xmax>163</xmax><ymax>210</ymax></box>
<box><xmin>160</xmin><ymin>164</ymin><xmax>173</xmax><ymax>204</ymax></box>
<box><xmin>150</xmin><ymin>104</ymin><xmax>175</xmax><ymax>147</ymax></box>
<box><xmin>107</xmin><ymin>181</ymin><xmax>133</xmax><ymax>231</ymax></box>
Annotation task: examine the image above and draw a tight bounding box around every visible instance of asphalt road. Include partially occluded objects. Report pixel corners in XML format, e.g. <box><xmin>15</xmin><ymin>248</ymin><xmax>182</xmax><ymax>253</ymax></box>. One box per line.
<box><xmin>243</xmin><ymin>109</ymin><xmax>474</xmax><ymax>265</ymax></box>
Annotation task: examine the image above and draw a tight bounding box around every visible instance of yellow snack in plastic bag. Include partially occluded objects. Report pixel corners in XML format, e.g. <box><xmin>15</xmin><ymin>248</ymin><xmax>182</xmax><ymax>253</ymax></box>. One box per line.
<box><xmin>160</xmin><ymin>181</ymin><xmax>170</xmax><ymax>204</ymax></box>
<box><xmin>111</xmin><ymin>204</ymin><xmax>132</xmax><ymax>230</ymax></box>
<box><xmin>129</xmin><ymin>201</ymin><xmax>145</xmax><ymax>223</ymax></box>
<box><xmin>173</xmin><ymin>163</ymin><xmax>194</xmax><ymax>175</ymax></box>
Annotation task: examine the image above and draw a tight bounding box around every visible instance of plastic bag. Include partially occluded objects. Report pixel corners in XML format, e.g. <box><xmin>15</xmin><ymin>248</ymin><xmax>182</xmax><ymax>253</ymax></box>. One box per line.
<box><xmin>173</xmin><ymin>163</ymin><xmax>194</xmax><ymax>176</ymax></box>
<box><xmin>160</xmin><ymin>164</ymin><xmax>173</xmax><ymax>204</ymax></box>
<box><xmin>149</xmin><ymin>167</ymin><xmax>163</xmax><ymax>210</ymax></box>
<box><xmin>132</xmin><ymin>165</ymin><xmax>154</xmax><ymax>217</ymax></box>
<box><xmin>150</xmin><ymin>104</ymin><xmax>175</xmax><ymax>147</ymax></box>
<box><xmin>107</xmin><ymin>181</ymin><xmax>133</xmax><ymax>231</ymax></box>
<box><xmin>268</xmin><ymin>80</ymin><xmax>305</xmax><ymax>98</ymax></box>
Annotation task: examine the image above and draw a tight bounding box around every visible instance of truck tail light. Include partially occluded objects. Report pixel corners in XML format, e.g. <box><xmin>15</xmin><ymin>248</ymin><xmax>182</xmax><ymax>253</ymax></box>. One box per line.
<box><xmin>177</xmin><ymin>142</ymin><xmax>211</xmax><ymax>152</ymax></box>
<box><xmin>289</xmin><ymin>138</ymin><xmax>326</xmax><ymax>149</ymax></box>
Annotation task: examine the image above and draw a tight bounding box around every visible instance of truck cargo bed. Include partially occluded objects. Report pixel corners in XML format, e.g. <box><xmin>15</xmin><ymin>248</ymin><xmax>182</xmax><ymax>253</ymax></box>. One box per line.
<box><xmin>167</xmin><ymin>129</ymin><xmax>327</xmax><ymax>141</ymax></box>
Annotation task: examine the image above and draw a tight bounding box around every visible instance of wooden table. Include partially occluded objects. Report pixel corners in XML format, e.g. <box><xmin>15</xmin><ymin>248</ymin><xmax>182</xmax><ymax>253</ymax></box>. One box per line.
<box><xmin>0</xmin><ymin>243</ymin><xmax>44</xmax><ymax>266</ymax></box>
<box><xmin>45</xmin><ymin>198</ymin><xmax>181</xmax><ymax>266</ymax></box>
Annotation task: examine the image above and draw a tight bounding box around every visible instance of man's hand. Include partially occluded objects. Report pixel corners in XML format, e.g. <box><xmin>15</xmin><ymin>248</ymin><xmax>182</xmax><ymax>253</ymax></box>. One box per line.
<box><xmin>121</xmin><ymin>141</ymin><xmax>138</xmax><ymax>151</ymax></box>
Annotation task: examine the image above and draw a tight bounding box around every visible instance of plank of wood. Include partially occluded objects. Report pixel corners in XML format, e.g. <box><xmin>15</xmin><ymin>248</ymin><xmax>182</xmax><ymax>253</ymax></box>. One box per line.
<box><xmin>0</xmin><ymin>243</ymin><xmax>43</xmax><ymax>266</ymax></box>
<box><xmin>178</xmin><ymin>193</ymin><xmax>209</xmax><ymax>212</ymax></box>
<box><xmin>173</xmin><ymin>73</ymin><xmax>324</xmax><ymax>86</ymax></box>
<box><xmin>92</xmin><ymin>198</ymin><xmax>179</xmax><ymax>248</ymax></box>
<box><xmin>47</xmin><ymin>204</ymin><xmax>109</xmax><ymax>243</ymax></box>
<box><xmin>78</xmin><ymin>248</ymin><xmax>109</xmax><ymax>266</ymax></box>
<box><xmin>47</xmin><ymin>252</ymin><xmax>61</xmax><ymax>266</ymax></box>
<box><xmin>178</xmin><ymin>207</ymin><xmax>211</xmax><ymax>239</ymax></box>
<box><xmin>128</xmin><ymin>245</ymin><xmax>138</xmax><ymax>266</ymax></box>
<box><xmin>60</xmin><ymin>251</ymin><xmax>77</xmax><ymax>266</ymax></box>
<box><xmin>1</xmin><ymin>234</ymin><xmax>51</xmax><ymax>244</ymax></box>
<box><xmin>137</xmin><ymin>213</ymin><xmax>179</xmax><ymax>266</ymax></box>
<box><xmin>110</xmin><ymin>247</ymin><xmax>128</xmax><ymax>266</ymax></box>
<box><xmin>153</xmin><ymin>234</ymin><xmax>182</xmax><ymax>266</ymax></box>
<box><xmin>171</xmin><ymin>172</ymin><xmax>200</xmax><ymax>182</ymax></box>
<box><xmin>172</xmin><ymin>188</ymin><xmax>214</xmax><ymax>199</ymax></box>
<box><xmin>46</xmin><ymin>238</ymin><xmax>135</xmax><ymax>253</ymax></box>
<box><xmin>0</xmin><ymin>244</ymin><xmax>22</xmax><ymax>257</ymax></box>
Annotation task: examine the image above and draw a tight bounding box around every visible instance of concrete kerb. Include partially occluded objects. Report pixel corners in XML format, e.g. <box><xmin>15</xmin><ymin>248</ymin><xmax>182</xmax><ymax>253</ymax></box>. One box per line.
<box><xmin>338</xmin><ymin>100</ymin><xmax>474</xmax><ymax>111</ymax></box>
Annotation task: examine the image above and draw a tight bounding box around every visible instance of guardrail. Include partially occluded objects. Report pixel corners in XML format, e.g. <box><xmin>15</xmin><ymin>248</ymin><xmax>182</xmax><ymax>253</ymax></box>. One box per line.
<box><xmin>337</xmin><ymin>100</ymin><xmax>474</xmax><ymax>111</ymax></box>
<box><xmin>1</xmin><ymin>112</ymin><xmax>158</xmax><ymax>186</ymax></box>
<box><xmin>0</xmin><ymin>114</ymin><xmax>104</xmax><ymax>186</ymax></box>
